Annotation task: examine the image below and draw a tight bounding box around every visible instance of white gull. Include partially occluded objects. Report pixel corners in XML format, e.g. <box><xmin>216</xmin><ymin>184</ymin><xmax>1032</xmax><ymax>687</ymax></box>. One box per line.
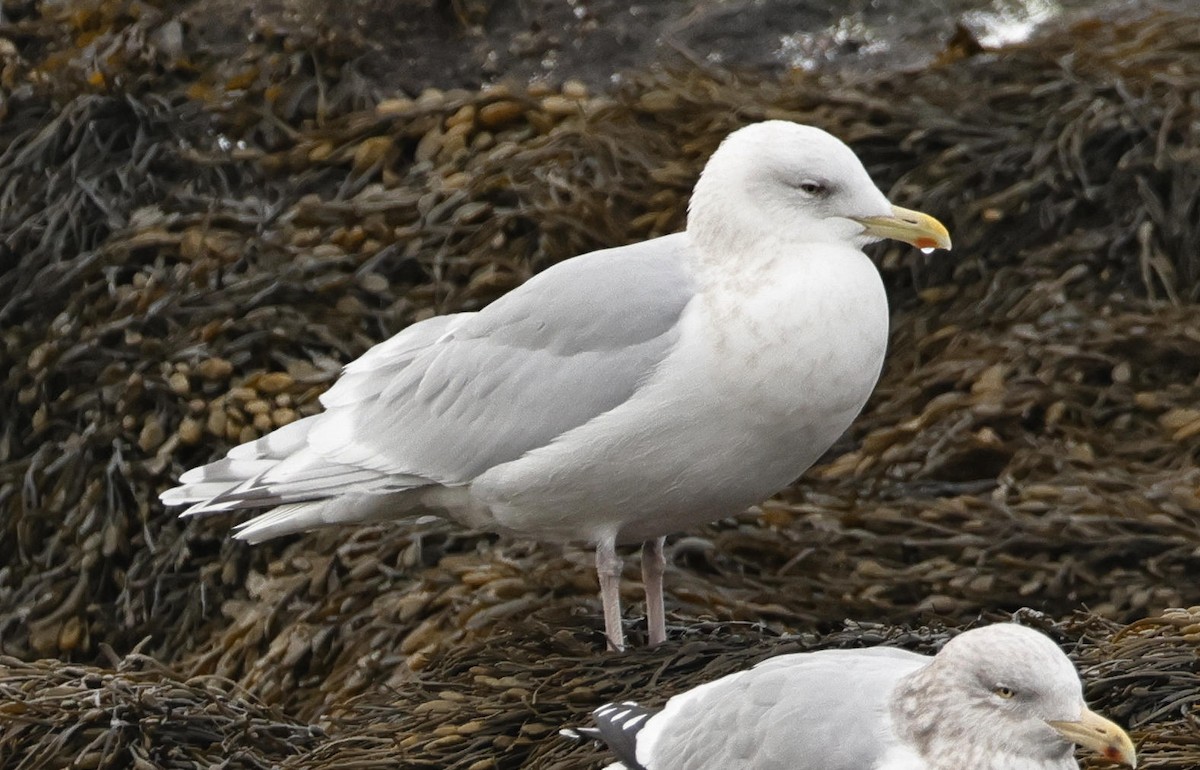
<box><xmin>160</xmin><ymin>121</ymin><xmax>951</xmax><ymax>651</ymax></box>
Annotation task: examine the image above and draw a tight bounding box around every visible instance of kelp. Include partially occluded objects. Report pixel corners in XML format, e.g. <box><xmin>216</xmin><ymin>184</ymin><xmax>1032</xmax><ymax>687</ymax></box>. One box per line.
<box><xmin>1</xmin><ymin>2</ymin><xmax>1198</xmax><ymax>768</ymax></box>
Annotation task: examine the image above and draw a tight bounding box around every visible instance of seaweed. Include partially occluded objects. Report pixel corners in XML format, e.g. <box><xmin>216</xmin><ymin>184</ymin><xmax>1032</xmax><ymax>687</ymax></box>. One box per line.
<box><xmin>1</xmin><ymin>3</ymin><xmax>1198</xmax><ymax>768</ymax></box>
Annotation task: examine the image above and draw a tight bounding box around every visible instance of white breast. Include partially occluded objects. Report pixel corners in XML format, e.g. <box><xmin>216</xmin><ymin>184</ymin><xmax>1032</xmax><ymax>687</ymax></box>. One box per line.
<box><xmin>470</xmin><ymin>244</ymin><xmax>888</xmax><ymax>544</ymax></box>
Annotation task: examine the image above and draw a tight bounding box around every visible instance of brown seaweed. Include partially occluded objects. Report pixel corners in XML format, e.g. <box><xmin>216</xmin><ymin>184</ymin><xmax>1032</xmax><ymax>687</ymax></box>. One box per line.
<box><xmin>1</xmin><ymin>2</ymin><xmax>1199</xmax><ymax>769</ymax></box>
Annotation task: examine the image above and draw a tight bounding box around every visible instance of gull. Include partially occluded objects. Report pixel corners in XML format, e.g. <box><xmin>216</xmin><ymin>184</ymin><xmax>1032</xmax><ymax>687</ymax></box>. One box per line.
<box><xmin>566</xmin><ymin>623</ymin><xmax>1138</xmax><ymax>770</ymax></box>
<box><xmin>160</xmin><ymin>121</ymin><xmax>951</xmax><ymax>651</ymax></box>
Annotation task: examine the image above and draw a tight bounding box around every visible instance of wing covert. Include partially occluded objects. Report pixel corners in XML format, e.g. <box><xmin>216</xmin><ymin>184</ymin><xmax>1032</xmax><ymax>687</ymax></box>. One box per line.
<box><xmin>308</xmin><ymin>233</ymin><xmax>696</xmax><ymax>483</ymax></box>
<box><xmin>644</xmin><ymin>648</ymin><xmax>927</xmax><ymax>770</ymax></box>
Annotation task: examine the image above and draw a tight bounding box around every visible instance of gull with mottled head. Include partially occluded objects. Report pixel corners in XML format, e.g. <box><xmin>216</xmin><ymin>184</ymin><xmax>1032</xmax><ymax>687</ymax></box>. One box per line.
<box><xmin>567</xmin><ymin>623</ymin><xmax>1137</xmax><ymax>770</ymax></box>
<box><xmin>160</xmin><ymin>121</ymin><xmax>951</xmax><ymax>651</ymax></box>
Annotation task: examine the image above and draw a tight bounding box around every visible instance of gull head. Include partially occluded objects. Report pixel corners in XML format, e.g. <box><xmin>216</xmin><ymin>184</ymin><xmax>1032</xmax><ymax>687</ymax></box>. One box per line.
<box><xmin>687</xmin><ymin>121</ymin><xmax>950</xmax><ymax>256</ymax></box>
<box><xmin>895</xmin><ymin>623</ymin><xmax>1136</xmax><ymax>770</ymax></box>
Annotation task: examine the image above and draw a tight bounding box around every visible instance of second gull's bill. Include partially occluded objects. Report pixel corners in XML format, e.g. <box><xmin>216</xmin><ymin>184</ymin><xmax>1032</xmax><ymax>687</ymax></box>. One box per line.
<box><xmin>160</xmin><ymin>121</ymin><xmax>952</xmax><ymax>651</ymax></box>
<box><xmin>566</xmin><ymin>623</ymin><xmax>1137</xmax><ymax>770</ymax></box>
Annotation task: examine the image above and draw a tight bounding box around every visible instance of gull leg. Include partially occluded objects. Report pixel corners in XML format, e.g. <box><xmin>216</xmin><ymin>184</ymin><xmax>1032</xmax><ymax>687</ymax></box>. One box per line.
<box><xmin>595</xmin><ymin>536</ymin><xmax>625</xmax><ymax>652</ymax></box>
<box><xmin>642</xmin><ymin>537</ymin><xmax>667</xmax><ymax>646</ymax></box>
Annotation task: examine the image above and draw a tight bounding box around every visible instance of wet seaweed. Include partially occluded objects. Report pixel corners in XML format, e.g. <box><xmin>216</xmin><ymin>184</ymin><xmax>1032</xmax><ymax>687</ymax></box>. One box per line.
<box><xmin>0</xmin><ymin>649</ymin><xmax>322</xmax><ymax>768</ymax></box>
<box><xmin>1</xmin><ymin>3</ymin><xmax>1199</xmax><ymax>769</ymax></box>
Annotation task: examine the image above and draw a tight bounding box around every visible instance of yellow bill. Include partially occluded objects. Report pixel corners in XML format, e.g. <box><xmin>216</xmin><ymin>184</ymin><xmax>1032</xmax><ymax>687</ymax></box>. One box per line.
<box><xmin>1047</xmin><ymin>706</ymin><xmax>1137</xmax><ymax>768</ymax></box>
<box><xmin>851</xmin><ymin>204</ymin><xmax>952</xmax><ymax>251</ymax></box>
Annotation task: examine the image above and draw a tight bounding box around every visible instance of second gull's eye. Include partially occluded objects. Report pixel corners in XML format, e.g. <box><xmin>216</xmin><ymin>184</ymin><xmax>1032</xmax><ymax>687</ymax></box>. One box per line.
<box><xmin>798</xmin><ymin>181</ymin><xmax>827</xmax><ymax>196</ymax></box>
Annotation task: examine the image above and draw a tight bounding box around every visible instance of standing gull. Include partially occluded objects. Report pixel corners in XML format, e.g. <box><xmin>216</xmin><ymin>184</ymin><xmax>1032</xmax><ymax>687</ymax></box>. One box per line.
<box><xmin>160</xmin><ymin>121</ymin><xmax>951</xmax><ymax>651</ymax></box>
<box><xmin>567</xmin><ymin>623</ymin><xmax>1138</xmax><ymax>770</ymax></box>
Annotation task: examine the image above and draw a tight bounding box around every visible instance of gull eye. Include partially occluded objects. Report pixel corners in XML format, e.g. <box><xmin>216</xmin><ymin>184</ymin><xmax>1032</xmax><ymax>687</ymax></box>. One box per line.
<box><xmin>797</xmin><ymin>181</ymin><xmax>828</xmax><ymax>196</ymax></box>
<box><xmin>994</xmin><ymin>685</ymin><xmax>1017</xmax><ymax>700</ymax></box>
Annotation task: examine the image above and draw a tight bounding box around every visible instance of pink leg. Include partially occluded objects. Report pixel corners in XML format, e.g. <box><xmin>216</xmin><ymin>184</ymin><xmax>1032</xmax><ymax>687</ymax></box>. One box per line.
<box><xmin>642</xmin><ymin>537</ymin><xmax>667</xmax><ymax>646</ymax></box>
<box><xmin>595</xmin><ymin>536</ymin><xmax>625</xmax><ymax>652</ymax></box>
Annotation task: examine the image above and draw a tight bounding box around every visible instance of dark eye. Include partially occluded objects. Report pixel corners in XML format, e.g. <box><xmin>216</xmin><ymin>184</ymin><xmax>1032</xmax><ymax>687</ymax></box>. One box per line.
<box><xmin>994</xmin><ymin>685</ymin><xmax>1017</xmax><ymax>699</ymax></box>
<box><xmin>797</xmin><ymin>181</ymin><xmax>828</xmax><ymax>196</ymax></box>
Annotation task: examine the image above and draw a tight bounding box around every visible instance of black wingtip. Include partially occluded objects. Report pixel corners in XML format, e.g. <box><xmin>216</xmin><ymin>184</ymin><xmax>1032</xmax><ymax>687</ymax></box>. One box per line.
<box><xmin>590</xmin><ymin>701</ymin><xmax>657</xmax><ymax>770</ymax></box>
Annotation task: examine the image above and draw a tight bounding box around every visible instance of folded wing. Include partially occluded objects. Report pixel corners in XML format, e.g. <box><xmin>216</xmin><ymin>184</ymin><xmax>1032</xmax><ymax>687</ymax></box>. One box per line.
<box><xmin>161</xmin><ymin>233</ymin><xmax>696</xmax><ymax>538</ymax></box>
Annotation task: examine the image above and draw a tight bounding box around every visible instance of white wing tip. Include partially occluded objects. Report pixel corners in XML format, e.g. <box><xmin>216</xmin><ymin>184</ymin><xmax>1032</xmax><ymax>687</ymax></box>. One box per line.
<box><xmin>159</xmin><ymin>487</ymin><xmax>189</xmax><ymax>506</ymax></box>
<box><xmin>161</xmin><ymin>486</ymin><xmax>240</xmax><ymax>513</ymax></box>
<box><xmin>181</xmin><ymin>499</ymin><xmax>239</xmax><ymax>517</ymax></box>
<box><xmin>230</xmin><ymin>502</ymin><xmax>321</xmax><ymax>543</ymax></box>
<box><xmin>178</xmin><ymin>466</ymin><xmax>207</xmax><ymax>484</ymax></box>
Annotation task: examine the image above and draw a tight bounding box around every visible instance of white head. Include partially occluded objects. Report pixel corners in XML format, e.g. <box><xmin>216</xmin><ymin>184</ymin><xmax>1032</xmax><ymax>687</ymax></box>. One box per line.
<box><xmin>686</xmin><ymin>121</ymin><xmax>950</xmax><ymax>261</ymax></box>
<box><xmin>893</xmin><ymin>623</ymin><xmax>1136</xmax><ymax>770</ymax></box>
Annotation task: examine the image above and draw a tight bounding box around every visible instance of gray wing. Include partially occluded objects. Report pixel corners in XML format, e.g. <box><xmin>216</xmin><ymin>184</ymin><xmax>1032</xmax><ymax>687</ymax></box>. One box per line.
<box><xmin>164</xmin><ymin>231</ymin><xmax>699</xmax><ymax>520</ymax></box>
<box><xmin>640</xmin><ymin>647</ymin><xmax>927</xmax><ymax>770</ymax></box>
<box><xmin>307</xmin><ymin>231</ymin><xmax>695</xmax><ymax>483</ymax></box>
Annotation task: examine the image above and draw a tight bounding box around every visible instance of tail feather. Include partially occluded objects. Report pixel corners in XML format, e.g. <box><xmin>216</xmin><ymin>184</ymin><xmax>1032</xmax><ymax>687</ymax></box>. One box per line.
<box><xmin>231</xmin><ymin>491</ymin><xmax>435</xmax><ymax>543</ymax></box>
<box><xmin>208</xmin><ymin>467</ymin><xmax>386</xmax><ymax>506</ymax></box>
<box><xmin>182</xmin><ymin>497</ymin><xmax>242</xmax><ymax>516</ymax></box>
<box><xmin>168</xmin><ymin>460</ymin><xmax>397</xmax><ymax>518</ymax></box>
<box><xmin>160</xmin><ymin>411</ymin><xmax>430</xmax><ymax>536</ymax></box>
<box><xmin>159</xmin><ymin>319</ymin><xmax>475</xmax><ymax>541</ymax></box>
<box><xmin>230</xmin><ymin>501</ymin><xmax>327</xmax><ymax>542</ymax></box>
<box><xmin>171</xmin><ymin>416</ymin><xmax>321</xmax><ymax>492</ymax></box>
<box><xmin>162</xmin><ymin>482</ymin><xmax>251</xmax><ymax>510</ymax></box>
